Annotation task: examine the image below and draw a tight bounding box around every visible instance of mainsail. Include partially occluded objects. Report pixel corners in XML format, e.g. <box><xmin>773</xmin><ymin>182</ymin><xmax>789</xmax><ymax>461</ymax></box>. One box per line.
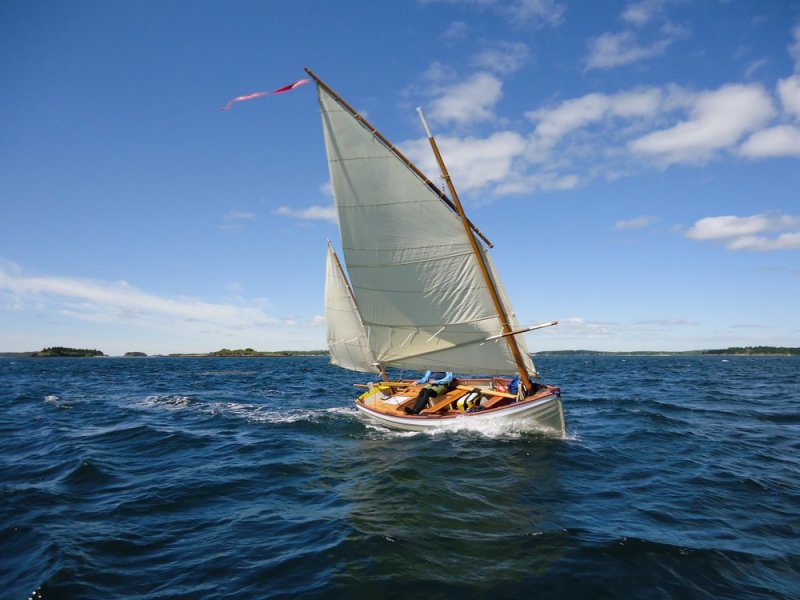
<box><xmin>317</xmin><ymin>81</ymin><xmax>536</xmax><ymax>376</ymax></box>
<box><xmin>325</xmin><ymin>242</ymin><xmax>379</xmax><ymax>374</ymax></box>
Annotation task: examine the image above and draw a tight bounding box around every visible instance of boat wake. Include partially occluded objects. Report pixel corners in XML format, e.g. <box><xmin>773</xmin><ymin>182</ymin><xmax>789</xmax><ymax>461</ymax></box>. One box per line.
<box><xmin>136</xmin><ymin>394</ymin><xmax>573</xmax><ymax>440</ymax></box>
<box><xmin>136</xmin><ymin>394</ymin><xmax>363</xmax><ymax>426</ymax></box>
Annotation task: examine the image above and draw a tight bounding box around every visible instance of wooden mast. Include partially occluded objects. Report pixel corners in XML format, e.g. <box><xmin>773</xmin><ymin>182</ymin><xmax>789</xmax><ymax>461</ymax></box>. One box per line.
<box><xmin>415</xmin><ymin>107</ymin><xmax>534</xmax><ymax>391</ymax></box>
<box><xmin>304</xmin><ymin>67</ymin><xmax>493</xmax><ymax>248</ymax></box>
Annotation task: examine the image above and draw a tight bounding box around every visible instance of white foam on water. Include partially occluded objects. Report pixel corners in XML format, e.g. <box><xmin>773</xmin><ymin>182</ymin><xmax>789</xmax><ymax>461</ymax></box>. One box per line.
<box><xmin>43</xmin><ymin>394</ymin><xmax>72</xmax><ymax>408</ymax></box>
<box><xmin>361</xmin><ymin>422</ymin><xmax>421</xmax><ymax>439</ymax></box>
<box><xmin>195</xmin><ymin>370</ymin><xmax>259</xmax><ymax>376</ymax></box>
<box><xmin>422</xmin><ymin>415</ymin><xmax>565</xmax><ymax>440</ymax></box>
<box><xmin>239</xmin><ymin>407</ymin><xmax>315</xmax><ymax>424</ymax></box>
<box><xmin>203</xmin><ymin>402</ymin><xmax>363</xmax><ymax>426</ymax></box>
<box><xmin>134</xmin><ymin>393</ymin><xmax>363</xmax><ymax>428</ymax></box>
<box><xmin>205</xmin><ymin>401</ymin><xmax>263</xmax><ymax>420</ymax></box>
<box><xmin>251</xmin><ymin>405</ymin><xmax>364</xmax><ymax>425</ymax></box>
<box><xmin>140</xmin><ymin>395</ymin><xmax>194</xmax><ymax>409</ymax></box>
<box><xmin>324</xmin><ymin>406</ymin><xmax>361</xmax><ymax>418</ymax></box>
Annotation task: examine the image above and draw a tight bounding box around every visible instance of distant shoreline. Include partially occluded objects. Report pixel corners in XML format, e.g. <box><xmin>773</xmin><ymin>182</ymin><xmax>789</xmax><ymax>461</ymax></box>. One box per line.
<box><xmin>164</xmin><ymin>352</ymin><xmax>329</xmax><ymax>358</ymax></box>
<box><xmin>0</xmin><ymin>351</ymin><xmax>329</xmax><ymax>358</ymax></box>
<box><xmin>534</xmin><ymin>347</ymin><xmax>800</xmax><ymax>357</ymax></box>
<box><xmin>1</xmin><ymin>347</ymin><xmax>797</xmax><ymax>358</ymax></box>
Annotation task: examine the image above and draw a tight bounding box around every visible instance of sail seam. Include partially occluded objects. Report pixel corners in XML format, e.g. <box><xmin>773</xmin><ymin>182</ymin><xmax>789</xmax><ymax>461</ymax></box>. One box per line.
<box><xmin>352</xmin><ymin>284</ymin><xmax>491</xmax><ymax>295</ymax></box>
<box><xmin>328</xmin><ymin>156</ymin><xmax>393</xmax><ymax>163</ymax></box>
<box><xmin>359</xmin><ymin>315</ymin><xmax>500</xmax><ymax>328</ymax></box>
<box><xmin>335</xmin><ymin>199</ymin><xmax>459</xmax><ymax>210</ymax></box>
<box><xmin>345</xmin><ymin>252</ymin><xmax>474</xmax><ymax>267</ymax></box>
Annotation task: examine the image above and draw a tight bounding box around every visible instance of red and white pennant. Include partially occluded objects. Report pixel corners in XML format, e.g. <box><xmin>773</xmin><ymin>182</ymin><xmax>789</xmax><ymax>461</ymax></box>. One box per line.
<box><xmin>220</xmin><ymin>78</ymin><xmax>310</xmax><ymax>112</ymax></box>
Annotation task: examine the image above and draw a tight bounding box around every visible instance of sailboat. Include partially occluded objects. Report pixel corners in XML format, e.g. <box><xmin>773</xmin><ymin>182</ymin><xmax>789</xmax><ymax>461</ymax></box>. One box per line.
<box><xmin>310</xmin><ymin>68</ymin><xmax>566</xmax><ymax>436</ymax></box>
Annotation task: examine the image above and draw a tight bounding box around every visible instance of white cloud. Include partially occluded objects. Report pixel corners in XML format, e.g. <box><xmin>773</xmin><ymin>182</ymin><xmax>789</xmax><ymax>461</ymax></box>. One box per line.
<box><xmin>585</xmin><ymin>31</ymin><xmax>672</xmax><ymax>70</ymax></box>
<box><xmin>404</xmin><ymin>131</ymin><xmax>526</xmax><ymax>192</ymax></box>
<box><xmin>273</xmin><ymin>204</ymin><xmax>338</xmax><ymax>223</ymax></box>
<box><xmin>629</xmin><ymin>84</ymin><xmax>776</xmax><ymax>164</ymax></box>
<box><xmin>442</xmin><ymin>20</ymin><xmax>468</xmax><ymax>41</ymax></box>
<box><xmin>686</xmin><ymin>213</ymin><xmax>800</xmax><ymax>251</ymax></box>
<box><xmin>614</xmin><ymin>216</ymin><xmax>657</xmax><ymax>230</ymax></box>
<box><xmin>492</xmin><ymin>171</ymin><xmax>579</xmax><ymax>195</ymax></box>
<box><xmin>528</xmin><ymin>93</ymin><xmax>611</xmax><ymax>151</ymax></box>
<box><xmin>522</xmin><ymin>79</ymin><xmax>797</xmax><ymax>184</ymax></box>
<box><xmin>472</xmin><ymin>41</ymin><xmax>530</xmax><ymax>75</ymax></box>
<box><xmin>611</xmin><ymin>88</ymin><xmax>666</xmax><ymax>117</ymax></box>
<box><xmin>621</xmin><ymin>0</ymin><xmax>665</xmax><ymax>26</ymax></box>
<box><xmin>739</xmin><ymin>125</ymin><xmax>800</xmax><ymax>158</ymax></box>
<box><xmin>0</xmin><ymin>268</ymin><xmax>281</xmax><ymax>329</ymax></box>
<box><xmin>0</xmin><ymin>264</ymin><xmax>330</xmax><ymax>354</ymax></box>
<box><xmin>505</xmin><ymin>0</ymin><xmax>565</xmax><ymax>25</ymax></box>
<box><xmin>687</xmin><ymin>215</ymin><xmax>779</xmax><ymax>240</ymax></box>
<box><xmin>555</xmin><ymin>317</ymin><xmax>618</xmax><ymax>339</ymax></box>
<box><xmin>420</xmin><ymin>0</ymin><xmax>565</xmax><ymax>27</ymax></box>
<box><xmin>726</xmin><ymin>232</ymin><xmax>800</xmax><ymax>251</ymax></box>
<box><xmin>407</xmin><ymin>18</ymin><xmax>799</xmax><ymax>199</ymax></box>
<box><xmin>421</xmin><ymin>61</ymin><xmax>458</xmax><ymax>85</ymax></box>
<box><xmin>221</xmin><ymin>211</ymin><xmax>256</xmax><ymax>230</ymax></box>
<box><xmin>744</xmin><ymin>58</ymin><xmax>769</xmax><ymax>80</ymax></box>
<box><xmin>526</xmin><ymin>88</ymin><xmax>662</xmax><ymax>158</ymax></box>
<box><xmin>778</xmin><ymin>75</ymin><xmax>800</xmax><ymax>119</ymax></box>
<box><xmin>469</xmin><ymin>76</ymin><xmax>795</xmax><ymax>196</ymax></box>
<box><xmin>790</xmin><ymin>21</ymin><xmax>800</xmax><ymax>70</ymax></box>
<box><xmin>634</xmin><ymin>318</ymin><xmax>696</xmax><ymax>327</ymax></box>
<box><xmin>428</xmin><ymin>72</ymin><xmax>503</xmax><ymax>126</ymax></box>
<box><xmin>414</xmin><ymin>76</ymin><xmax>790</xmax><ymax>196</ymax></box>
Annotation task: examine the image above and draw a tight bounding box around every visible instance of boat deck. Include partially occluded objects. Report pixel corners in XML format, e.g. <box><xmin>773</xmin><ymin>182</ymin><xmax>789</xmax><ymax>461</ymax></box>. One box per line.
<box><xmin>357</xmin><ymin>378</ymin><xmax>557</xmax><ymax>417</ymax></box>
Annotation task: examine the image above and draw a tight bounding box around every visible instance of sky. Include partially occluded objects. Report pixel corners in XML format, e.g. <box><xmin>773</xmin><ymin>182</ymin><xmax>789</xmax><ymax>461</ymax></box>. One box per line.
<box><xmin>1</xmin><ymin>0</ymin><xmax>799</xmax><ymax>356</ymax></box>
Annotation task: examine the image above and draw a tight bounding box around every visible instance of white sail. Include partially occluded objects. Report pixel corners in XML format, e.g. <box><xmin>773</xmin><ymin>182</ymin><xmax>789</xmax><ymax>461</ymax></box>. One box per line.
<box><xmin>325</xmin><ymin>242</ymin><xmax>380</xmax><ymax>374</ymax></box>
<box><xmin>317</xmin><ymin>84</ymin><xmax>536</xmax><ymax>376</ymax></box>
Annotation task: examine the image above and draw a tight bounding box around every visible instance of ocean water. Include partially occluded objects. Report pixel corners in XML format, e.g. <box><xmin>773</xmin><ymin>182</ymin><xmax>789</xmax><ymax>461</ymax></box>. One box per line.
<box><xmin>1</xmin><ymin>355</ymin><xmax>798</xmax><ymax>599</ymax></box>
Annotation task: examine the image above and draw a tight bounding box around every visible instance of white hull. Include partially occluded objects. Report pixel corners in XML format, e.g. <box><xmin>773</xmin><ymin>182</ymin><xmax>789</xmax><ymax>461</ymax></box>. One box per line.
<box><xmin>355</xmin><ymin>392</ymin><xmax>566</xmax><ymax>437</ymax></box>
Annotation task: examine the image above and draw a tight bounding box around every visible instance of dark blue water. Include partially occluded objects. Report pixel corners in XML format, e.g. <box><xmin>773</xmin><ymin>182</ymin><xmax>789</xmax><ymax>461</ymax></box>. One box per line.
<box><xmin>1</xmin><ymin>355</ymin><xmax>798</xmax><ymax>599</ymax></box>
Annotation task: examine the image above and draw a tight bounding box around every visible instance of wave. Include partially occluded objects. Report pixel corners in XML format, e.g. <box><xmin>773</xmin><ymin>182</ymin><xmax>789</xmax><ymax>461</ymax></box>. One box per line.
<box><xmin>5</xmin><ymin>354</ymin><xmax>798</xmax><ymax>600</ymax></box>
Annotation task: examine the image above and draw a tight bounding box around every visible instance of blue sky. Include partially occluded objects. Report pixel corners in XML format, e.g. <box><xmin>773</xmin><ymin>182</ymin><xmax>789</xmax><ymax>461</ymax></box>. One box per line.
<box><xmin>1</xmin><ymin>0</ymin><xmax>799</xmax><ymax>355</ymax></box>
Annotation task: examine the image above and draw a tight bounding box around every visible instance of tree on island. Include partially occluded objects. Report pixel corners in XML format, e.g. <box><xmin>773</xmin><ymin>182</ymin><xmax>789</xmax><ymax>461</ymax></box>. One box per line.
<box><xmin>702</xmin><ymin>346</ymin><xmax>800</xmax><ymax>356</ymax></box>
<box><xmin>211</xmin><ymin>348</ymin><xmax>258</xmax><ymax>356</ymax></box>
<box><xmin>166</xmin><ymin>348</ymin><xmax>327</xmax><ymax>357</ymax></box>
<box><xmin>32</xmin><ymin>347</ymin><xmax>105</xmax><ymax>357</ymax></box>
